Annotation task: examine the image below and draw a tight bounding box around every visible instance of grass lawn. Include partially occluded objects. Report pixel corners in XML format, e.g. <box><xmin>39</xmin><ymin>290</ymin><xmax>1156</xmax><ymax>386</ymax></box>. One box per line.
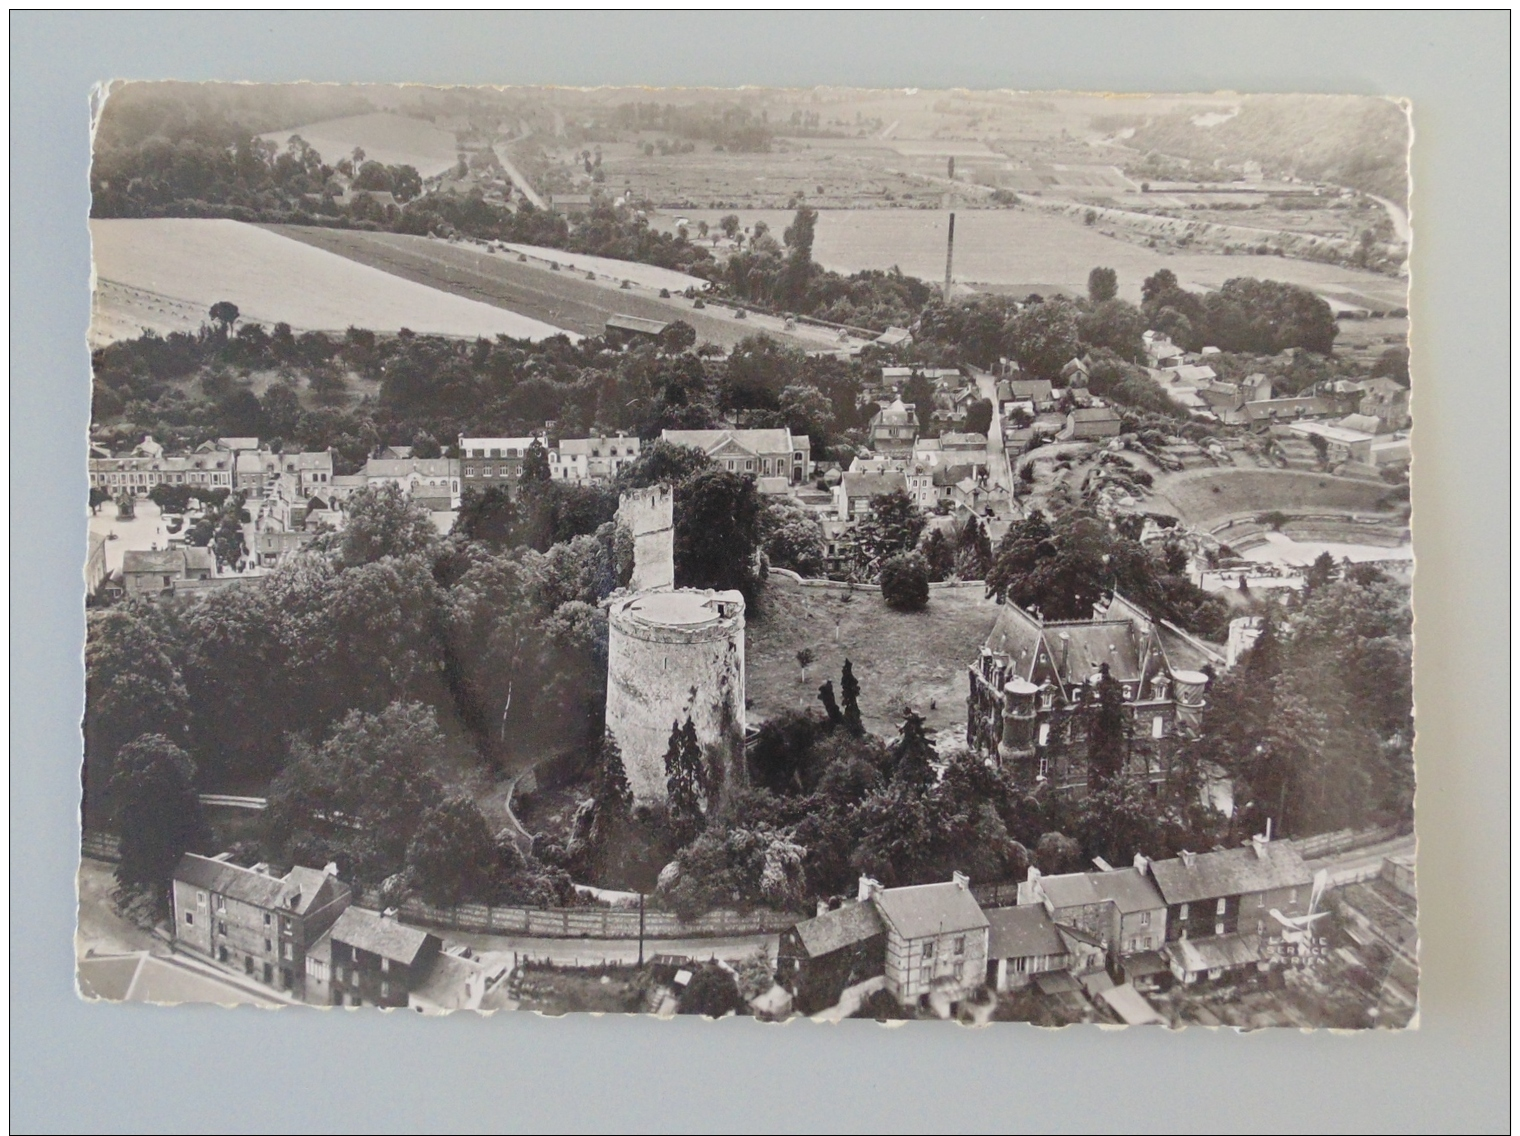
<box><xmin>747</xmin><ymin>574</ymin><xmax>1002</xmax><ymax>740</ymax></box>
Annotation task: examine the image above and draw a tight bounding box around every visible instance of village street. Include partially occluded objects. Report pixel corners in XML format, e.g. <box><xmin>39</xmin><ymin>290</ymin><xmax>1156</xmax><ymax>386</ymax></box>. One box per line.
<box><xmin>968</xmin><ymin>365</ymin><xmax>1012</xmax><ymax>491</ymax></box>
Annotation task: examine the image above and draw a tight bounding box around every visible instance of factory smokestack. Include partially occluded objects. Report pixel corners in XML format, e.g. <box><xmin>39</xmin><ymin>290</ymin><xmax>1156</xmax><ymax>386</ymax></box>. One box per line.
<box><xmin>943</xmin><ymin>213</ymin><xmax>956</xmax><ymax>302</ymax></box>
<box><xmin>943</xmin><ymin>158</ymin><xmax>956</xmax><ymax>302</ymax></box>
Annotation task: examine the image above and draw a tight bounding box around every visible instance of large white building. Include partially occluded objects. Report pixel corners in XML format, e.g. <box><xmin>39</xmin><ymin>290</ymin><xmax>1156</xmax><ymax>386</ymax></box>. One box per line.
<box><xmin>662</xmin><ymin>428</ymin><xmax>811</xmax><ymax>484</ymax></box>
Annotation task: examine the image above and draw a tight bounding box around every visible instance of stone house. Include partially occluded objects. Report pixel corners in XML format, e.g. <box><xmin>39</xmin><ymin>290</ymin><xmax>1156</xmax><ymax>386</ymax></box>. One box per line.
<box><xmin>832</xmin><ymin>470</ymin><xmax>908</xmax><ymax>522</ymax></box>
<box><xmin>171</xmin><ymin>853</ymin><xmax>352</xmax><ymax>999</ymax></box>
<box><xmin>776</xmin><ymin>899</ymin><xmax>886</xmax><ymax>1014</ymax></box>
<box><xmin>867</xmin><ymin>873</ymin><xmax>990</xmax><ymax>1006</ymax></box>
<box><xmin>121</xmin><ymin>546</ymin><xmax>216</xmax><ymax>598</ymax></box>
<box><xmin>550</xmin><ymin>434</ymin><xmax>642</xmax><ymax>484</ymax></box>
<box><xmin>459</xmin><ymin>434</ymin><xmax>543</xmax><ymax>494</ymax></box>
<box><xmin>662</xmin><ymin>427</ymin><xmax>811</xmax><ymax>484</ymax></box>
<box><xmin>984</xmin><ymin>904</ymin><xmax>1072</xmax><ymax>991</ymax></box>
<box><xmin>1059</xmin><ymin>405</ymin><xmax>1123</xmax><ymax>440</ymax></box>
<box><xmin>866</xmin><ymin>398</ymin><xmax>919</xmax><ymax>456</ymax></box>
<box><xmin>324</xmin><ymin>907</ymin><xmax>442</xmax><ymax>1008</ymax></box>
<box><xmin>1148</xmin><ymin>836</ymin><xmax>1314</xmax><ymax>946</ymax></box>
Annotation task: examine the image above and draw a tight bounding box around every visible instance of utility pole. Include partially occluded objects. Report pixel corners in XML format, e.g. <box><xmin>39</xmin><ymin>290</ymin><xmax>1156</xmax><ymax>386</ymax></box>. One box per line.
<box><xmin>637</xmin><ymin>892</ymin><xmax>646</xmax><ymax>967</ymax></box>
<box><xmin>943</xmin><ymin>156</ymin><xmax>957</xmax><ymax>303</ymax></box>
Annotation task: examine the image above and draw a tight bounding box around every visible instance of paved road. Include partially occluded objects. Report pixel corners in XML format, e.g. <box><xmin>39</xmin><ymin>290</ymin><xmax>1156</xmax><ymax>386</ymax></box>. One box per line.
<box><xmin>967</xmin><ymin>365</ymin><xmax>1012</xmax><ymax>491</ymax></box>
<box><xmin>439</xmin><ymin>928</ymin><xmax>779</xmax><ymax>968</ymax></box>
<box><xmin>494</xmin><ymin>134</ymin><xmax>548</xmax><ymax>211</ymax></box>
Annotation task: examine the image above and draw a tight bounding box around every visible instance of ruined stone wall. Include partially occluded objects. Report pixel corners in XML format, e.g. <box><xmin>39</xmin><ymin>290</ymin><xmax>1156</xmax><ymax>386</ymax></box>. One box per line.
<box><xmin>605</xmin><ymin>590</ymin><xmax>746</xmax><ymax>806</ymax></box>
<box><xmin>616</xmin><ymin>484</ymin><xmax>674</xmax><ymax>593</ymax></box>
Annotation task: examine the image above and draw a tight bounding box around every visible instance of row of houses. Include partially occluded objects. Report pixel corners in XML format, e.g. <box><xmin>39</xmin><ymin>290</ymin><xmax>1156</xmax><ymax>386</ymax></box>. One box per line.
<box><xmin>170</xmin><ymin>853</ymin><xmax>506</xmax><ymax>1012</ymax></box>
<box><xmin>778</xmin><ymin>835</ymin><xmax>1318</xmax><ymax>1016</ymax></box>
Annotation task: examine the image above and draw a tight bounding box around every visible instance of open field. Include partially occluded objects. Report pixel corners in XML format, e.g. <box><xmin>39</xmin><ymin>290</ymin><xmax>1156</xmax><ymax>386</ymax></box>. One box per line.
<box><xmin>269</xmin><ymin>226</ymin><xmax>853</xmax><ymax>350</ymax></box>
<box><xmin>747</xmin><ymin>574</ymin><xmax>1002</xmax><ymax>739</ymax></box>
<box><xmin>257</xmin><ymin>111</ymin><xmax>460</xmax><ymax>177</ymax></box>
<box><xmin>91</xmin><ymin>219</ymin><xmax>572</xmax><ymax>344</ymax></box>
<box><xmin>649</xmin><ymin>207</ymin><xmax>1408</xmax><ymax>308</ymax></box>
<box><xmin>1152</xmin><ymin>467</ymin><xmax>1400</xmax><ymax>529</ymax></box>
<box><xmin>500</xmin><ymin>243</ymin><xmax>710</xmax><ymax>293</ymax></box>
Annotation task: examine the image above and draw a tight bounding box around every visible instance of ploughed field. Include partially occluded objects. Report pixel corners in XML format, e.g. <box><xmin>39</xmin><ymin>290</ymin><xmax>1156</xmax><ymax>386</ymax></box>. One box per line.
<box><xmin>650</xmin><ymin>207</ymin><xmax>1408</xmax><ymax>308</ymax></box>
<box><xmin>267</xmin><ymin>226</ymin><xmax>839</xmax><ymax>351</ymax></box>
<box><xmin>747</xmin><ymin>573</ymin><xmax>1002</xmax><ymax>740</ymax></box>
<box><xmin>89</xmin><ymin>219</ymin><xmax>570</xmax><ymax>345</ymax></box>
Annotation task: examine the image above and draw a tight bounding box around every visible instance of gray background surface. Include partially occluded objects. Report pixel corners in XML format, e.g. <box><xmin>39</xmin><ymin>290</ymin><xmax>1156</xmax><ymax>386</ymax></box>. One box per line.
<box><xmin>11</xmin><ymin>12</ymin><xmax>1509</xmax><ymax>1134</ymax></box>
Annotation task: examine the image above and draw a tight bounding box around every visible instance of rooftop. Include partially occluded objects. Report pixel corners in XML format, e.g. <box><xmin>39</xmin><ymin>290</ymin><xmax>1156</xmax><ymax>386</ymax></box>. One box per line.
<box><xmin>1166</xmin><ymin>932</ymin><xmax>1263</xmax><ymax>974</ymax></box>
<box><xmin>174</xmin><ymin>853</ymin><xmax>343</xmax><ymax>916</ymax></box>
<box><xmin>606</xmin><ymin>314</ymin><xmax>669</xmax><ymax>336</ymax></box>
<box><xmin>986</xmin><ymin>904</ymin><xmax>1066</xmax><ymax>959</ymax></box>
<box><xmin>840</xmin><ymin>470</ymin><xmax>907</xmax><ymax>498</ymax></box>
<box><xmin>1088</xmin><ymin>867</ymin><xmax>1167</xmax><ymax>914</ymax></box>
<box><xmin>1148</xmin><ymin>842</ymin><xmax>1312</xmax><ymax>906</ymax></box>
<box><xmin>793</xmin><ymin>901</ymin><xmax>885</xmax><ymax>958</ymax></box>
<box><xmin>331</xmin><ymin>907</ymin><xmax>435</xmax><ymax>966</ymax></box>
<box><xmin>872</xmin><ymin>878</ymin><xmax>989</xmax><ymax>940</ymax></box>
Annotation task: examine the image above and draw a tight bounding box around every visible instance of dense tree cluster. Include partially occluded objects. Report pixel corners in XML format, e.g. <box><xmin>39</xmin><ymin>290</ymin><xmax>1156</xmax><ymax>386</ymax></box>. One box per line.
<box><xmin>1141</xmin><ymin>269</ymin><xmax>1339</xmax><ymax>355</ymax></box>
<box><xmin>91</xmin><ymin>324</ymin><xmax>886</xmax><ymax>490</ymax></box>
<box><xmin>984</xmin><ymin>506</ymin><xmax>1230</xmax><ymax>639</ymax></box>
<box><xmin>1203</xmin><ymin>569</ymin><xmax>1413</xmax><ymax>838</ymax></box>
<box><xmin>720</xmin><ymin>207</ymin><xmax>934</xmax><ymax>330</ymax></box>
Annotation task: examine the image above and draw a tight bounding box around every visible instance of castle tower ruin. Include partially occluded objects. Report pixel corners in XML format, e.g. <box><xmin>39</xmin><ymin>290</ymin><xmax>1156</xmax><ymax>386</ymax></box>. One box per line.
<box><xmin>605</xmin><ymin>484</ymin><xmax>746</xmax><ymax>807</ymax></box>
<box><xmin>616</xmin><ymin>484</ymin><xmax>674</xmax><ymax>593</ymax></box>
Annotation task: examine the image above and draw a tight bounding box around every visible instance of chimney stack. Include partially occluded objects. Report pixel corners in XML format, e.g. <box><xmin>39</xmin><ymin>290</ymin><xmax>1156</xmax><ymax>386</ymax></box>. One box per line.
<box><xmin>857</xmin><ymin>875</ymin><xmax>882</xmax><ymax>903</ymax></box>
<box><xmin>952</xmin><ymin>871</ymin><xmax>970</xmax><ymax>891</ymax></box>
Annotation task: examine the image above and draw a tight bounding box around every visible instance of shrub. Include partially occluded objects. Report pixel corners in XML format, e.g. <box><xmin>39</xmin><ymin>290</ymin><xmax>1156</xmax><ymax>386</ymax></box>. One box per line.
<box><xmin>677</xmin><ymin>962</ymin><xmax>744</xmax><ymax>1017</ymax></box>
<box><xmin>879</xmin><ymin>551</ymin><xmax>930</xmax><ymax>611</ymax></box>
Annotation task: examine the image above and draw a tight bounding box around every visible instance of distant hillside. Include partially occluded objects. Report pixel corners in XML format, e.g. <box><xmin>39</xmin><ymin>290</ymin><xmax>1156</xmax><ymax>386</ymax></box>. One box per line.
<box><xmin>1127</xmin><ymin>95</ymin><xmax>1410</xmax><ymax>205</ymax></box>
<box><xmin>95</xmin><ymin>81</ymin><xmax>377</xmax><ymax>151</ymax></box>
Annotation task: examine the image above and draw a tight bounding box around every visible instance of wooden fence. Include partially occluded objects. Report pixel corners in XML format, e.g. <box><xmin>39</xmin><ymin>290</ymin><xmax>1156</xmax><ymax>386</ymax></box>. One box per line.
<box><xmin>398</xmin><ymin>897</ymin><xmax>796</xmax><ymax>940</ymax></box>
<box><xmin>81</xmin><ymin>831</ymin><xmax>121</xmax><ymax>862</ymax></box>
<box><xmin>1287</xmin><ymin>824</ymin><xmax>1404</xmax><ymax>861</ymax></box>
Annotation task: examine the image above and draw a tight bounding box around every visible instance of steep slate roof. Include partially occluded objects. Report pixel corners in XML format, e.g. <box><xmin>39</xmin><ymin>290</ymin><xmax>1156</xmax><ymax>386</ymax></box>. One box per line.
<box><xmin>174</xmin><ymin>854</ymin><xmax>342</xmax><ymax>915</ymax></box>
<box><xmin>182</xmin><ymin>546</ymin><xmax>216</xmax><ymax>573</ymax></box>
<box><xmin>331</xmin><ymin>907</ymin><xmax>435</xmax><ymax>965</ymax></box>
<box><xmin>793</xmin><ymin>901</ymin><xmax>885</xmax><ymax>958</ymax></box>
<box><xmin>123</xmin><ymin>548</ymin><xmax>188</xmax><ymax>575</ymax></box>
<box><xmin>932</xmin><ymin>463</ymin><xmax>980</xmax><ymax>488</ymax></box>
<box><xmin>1042</xmin><ymin>619</ymin><xmax>1146</xmax><ymax>685</ymax></box>
<box><xmin>871</xmin><ymin>398</ymin><xmax>916</xmax><ymax>427</ymax></box>
<box><xmin>1034</xmin><ymin>872</ymin><xmax>1103</xmax><ymax>911</ymax></box>
<box><xmin>1004</xmin><ymin>379</ymin><xmax>1053</xmax><ymax>402</ymax></box>
<box><xmin>1148</xmin><ymin>843</ymin><xmax>1312</xmax><ymax>906</ymax></box>
<box><xmin>840</xmin><ymin>471</ymin><xmax>907</xmax><ymax>499</ymax></box>
<box><xmin>1087</xmin><ymin>867</ymin><xmax>1167</xmax><ymax>914</ymax></box>
<box><xmin>873</xmin><ymin>881</ymin><xmax>989</xmax><ymax>940</ymax></box>
<box><xmin>986</xmin><ymin>905</ymin><xmax>1067</xmax><ymax>960</ymax></box>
